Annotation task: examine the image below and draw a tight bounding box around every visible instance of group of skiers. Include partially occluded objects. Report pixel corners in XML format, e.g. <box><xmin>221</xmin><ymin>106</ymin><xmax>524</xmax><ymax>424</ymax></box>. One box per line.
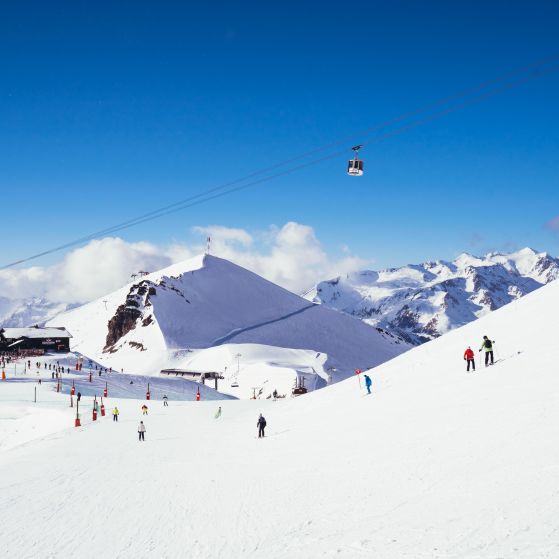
<box><xmin>127</xmin><ymin>397</ymin><xmax>268</xmax><ymax>441</ymax></box>
<box><xmin>463</xmin><ymin>336</ymin><xmax>496</xmax><ymax>371</ymax></box>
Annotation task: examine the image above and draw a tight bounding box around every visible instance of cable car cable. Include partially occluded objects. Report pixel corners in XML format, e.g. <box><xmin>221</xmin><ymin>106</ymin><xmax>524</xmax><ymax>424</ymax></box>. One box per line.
<box><xmin>2</xmin><ymin>56</ymin><xmax>559</xmax><ymax>270</ymax></box>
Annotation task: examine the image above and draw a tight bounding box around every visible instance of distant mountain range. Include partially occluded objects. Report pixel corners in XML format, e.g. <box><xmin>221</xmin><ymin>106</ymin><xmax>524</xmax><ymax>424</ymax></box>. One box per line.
<box><xmin>0</xmin><ymin>296</ymin><xmax>75</xmax><ymax>328</ymax></box>
<box><xmin>305</xmin><ymin>248</ymin><xmax>559</xmax><ymax>344</ymax></box>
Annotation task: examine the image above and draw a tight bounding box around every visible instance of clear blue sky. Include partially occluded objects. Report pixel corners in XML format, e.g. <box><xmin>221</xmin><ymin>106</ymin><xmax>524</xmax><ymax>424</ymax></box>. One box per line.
<box><xmin>1</xmin><ymin>0</ymin><xmax>558</xmax><ymax>269</ymax></box>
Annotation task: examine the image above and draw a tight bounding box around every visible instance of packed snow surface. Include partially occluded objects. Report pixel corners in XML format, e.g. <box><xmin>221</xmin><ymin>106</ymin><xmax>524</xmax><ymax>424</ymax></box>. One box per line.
<box><xmin>2</xmin><ymin>276</ymin><xmax>559</xmax><ymax>557</ymax></box>
<box><xmin>307</xmin><ymin>247</ymin><xmax>559</xmax><ymax>344</ymax></box>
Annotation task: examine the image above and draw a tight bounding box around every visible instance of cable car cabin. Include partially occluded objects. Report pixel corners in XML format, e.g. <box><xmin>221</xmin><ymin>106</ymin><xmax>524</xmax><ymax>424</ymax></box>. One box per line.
<box><xmin>347</xmin><ymin>158</ymin><xmax>364</xmax><ymax>176</ymax></box>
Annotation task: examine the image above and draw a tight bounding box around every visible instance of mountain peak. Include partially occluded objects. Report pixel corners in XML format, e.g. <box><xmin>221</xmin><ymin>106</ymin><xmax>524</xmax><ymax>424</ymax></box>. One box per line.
<box><xmin>308</xmin><ymin>247</ymin><xmax>559</xmax><ymax>344</ymax></box>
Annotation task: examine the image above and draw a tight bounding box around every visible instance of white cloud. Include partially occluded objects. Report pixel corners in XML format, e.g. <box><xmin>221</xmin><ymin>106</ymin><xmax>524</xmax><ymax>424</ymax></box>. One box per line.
<box><xmin>0</xmin><ymin>222</ymin><xmax>366</xmax><ymax>304</ymax></box>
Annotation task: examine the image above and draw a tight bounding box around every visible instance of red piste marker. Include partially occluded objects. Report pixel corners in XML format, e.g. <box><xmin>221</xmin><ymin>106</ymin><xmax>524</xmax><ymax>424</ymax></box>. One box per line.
<box><xmin>355</xmin><ymin>368</ymin><xmax>361</xmax><ymax>388</ymax></box>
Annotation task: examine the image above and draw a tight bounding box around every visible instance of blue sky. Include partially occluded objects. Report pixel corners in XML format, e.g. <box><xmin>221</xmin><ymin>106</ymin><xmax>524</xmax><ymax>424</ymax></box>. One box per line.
<box><xmin>1</xmin><ymin>0</ymin><xmax>558</xmax><ymax>270</ymax></box>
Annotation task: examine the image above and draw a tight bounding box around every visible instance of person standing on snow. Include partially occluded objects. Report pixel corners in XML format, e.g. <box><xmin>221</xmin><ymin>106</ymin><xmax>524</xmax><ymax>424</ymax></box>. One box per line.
<box><xmin>138</xmin><ymin>421</ymin><xmax>146</xmax><ymax>441</ymax></box>
<box><xmin>163</xmin><ymin>395</ymin><xmax>168</xmax><ymax>407</ymax></box>
<box><xmin>464</xmin><ymin>346</ymin><xmax>476</xmax><ymax>372</ymax></box>
<box><xmin>112</xmin><ymin>407</ymin><xmax>119</xmax><ymax>422</ymax></box>
<box><xmin>364</xmin><ymin>374</ymin><xmax>372</xmax><ymax>394</ymax></box>
<box><xmin>479</xmin><ymin>336</ymin><xmax>495</xmax><ymax>366</ymax></box>
<box><xmin>257</xmin><ymin>414</ymin><xmax>267</xmax><ymax>438</ymax></box>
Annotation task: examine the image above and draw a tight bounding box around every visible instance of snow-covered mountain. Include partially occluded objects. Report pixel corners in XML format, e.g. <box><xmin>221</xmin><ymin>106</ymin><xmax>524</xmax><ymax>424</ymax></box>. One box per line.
<box><xmin>0</xmin><ymin>296</ymin><xmax>75</xmax><ymax>327</ymax></box>
<box><xmin>47</xmin><ymin>254</ymin><xmax>409</xmax><ymax>397</ymax></box>
<box><xmin>306</xmin><ymin>247</ymin><xmax>559</xmax><ymax>344</ymax></box>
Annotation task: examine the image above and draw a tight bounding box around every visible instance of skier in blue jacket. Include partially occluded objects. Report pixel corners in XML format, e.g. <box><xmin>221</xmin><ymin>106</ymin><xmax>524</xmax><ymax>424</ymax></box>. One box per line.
<box><xmin>364</xmin><ymin>374</ymin><xmax>372</xmax><ymax>394</ymax></box>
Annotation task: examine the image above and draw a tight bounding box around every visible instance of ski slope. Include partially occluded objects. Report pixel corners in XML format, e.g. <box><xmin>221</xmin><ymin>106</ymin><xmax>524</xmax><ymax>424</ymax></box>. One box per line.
<box><xmin>1</xmin><ymin>279</ymin><xmax>559</xmax><ymax>558</ymax></box>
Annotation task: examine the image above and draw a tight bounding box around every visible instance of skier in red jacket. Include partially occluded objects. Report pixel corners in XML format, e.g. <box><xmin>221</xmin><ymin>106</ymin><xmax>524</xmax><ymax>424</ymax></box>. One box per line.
<box><xmin>464</xmin><ymin>347</ymin><xmax>475</xmax><ymax>372</ymax></box>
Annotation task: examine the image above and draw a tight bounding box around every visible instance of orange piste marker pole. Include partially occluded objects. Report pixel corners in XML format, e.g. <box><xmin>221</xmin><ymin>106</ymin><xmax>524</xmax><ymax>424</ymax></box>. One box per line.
<box><xmin>356</xmin><ymin>368</ymin><xmax>361</xmax><ymax>388</ymax></box>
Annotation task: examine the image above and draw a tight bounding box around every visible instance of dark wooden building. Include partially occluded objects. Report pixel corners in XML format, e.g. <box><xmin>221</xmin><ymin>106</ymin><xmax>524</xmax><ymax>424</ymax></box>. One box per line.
<box><xmin>0</xmin><ymin>326</ymin><xmax>72</xmax><ymax>353</ymax></box>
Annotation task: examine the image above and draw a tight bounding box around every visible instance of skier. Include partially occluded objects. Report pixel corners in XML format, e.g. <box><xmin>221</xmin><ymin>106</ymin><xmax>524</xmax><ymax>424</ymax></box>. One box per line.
<box><xmin>364</xmin><ymin>374</ymin><xmax>372</xmax><ymax>394</ymax></box>
<box><xmin>163</xmin><ymin>395</ymin><xmax>169</xmax><ymax>407</ymax></box>
<box><xmin>257</xmin><ymin>414</ymin><xmax>267</xmax><ymax>438</ymax></box>
<box><xmin>77</xmin><ymin>391</ymin><xmax>81</xmax><ymax>402</ymax></box>
<box><xmin>479</xmin><ymin>336</ymin><xmax>495</xmax><ymax>366</ymax></box>
<box><xmin>215</xmin><ymin>406</ymin><xmax>222</xmax><ymax>419</ymax></box>
<box><xmin>141</xmin><ymin>404</ymin><xmax>148</xmax><ymax>415</ymax></box>
<box><xmin>272</xmin><ymin>389</ymin><xmax>278</xmax><ymax>400</ymax></box>
<box><xmin>464</xmin><ymin>346</ymin><xmax>476</xmax><ymax>371</ymax></box>
<box><xmin>112</xmin><ymin>407</ymin><xmax>119</xmax><ymax>422</ymax></box>
<box><xmin>138</xmin><ymin>421</ymin><xmax>146</xmax><ymax>441</ymax></box>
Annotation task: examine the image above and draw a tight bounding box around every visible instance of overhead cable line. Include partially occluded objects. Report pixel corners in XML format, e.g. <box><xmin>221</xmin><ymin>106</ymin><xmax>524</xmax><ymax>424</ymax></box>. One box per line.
<box><xmin>2</xmin><ymin>55</ymin><xmax>559</xmax><ymax>270</ymax></box>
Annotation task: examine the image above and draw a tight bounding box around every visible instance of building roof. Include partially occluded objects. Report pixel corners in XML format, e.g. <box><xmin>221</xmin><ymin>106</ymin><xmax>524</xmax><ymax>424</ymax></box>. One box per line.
<box><xmin>0</xmin><ymin>327</ymin><xmax>72</xmax><ymax>339</ymax></box>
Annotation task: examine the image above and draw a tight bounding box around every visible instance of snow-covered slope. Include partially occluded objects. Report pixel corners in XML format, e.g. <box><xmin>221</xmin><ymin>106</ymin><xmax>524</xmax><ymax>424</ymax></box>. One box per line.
<box><xmin>47</xmin><ymin>255</ymin><xmax>408</xmax><ymax>396</ymax></box>
<box><xmin>0</xmin><ymin>296</ymin><xmax>74</xmax><ymax>327</ymax></box>
<box><xmin>2</xmin><ymin>271</ymin><xmax>558</xmax><ymax>557</ymax></box>
<box><xmin>306</xmin><ymin>247</ymin><xmax>559</xmax><ymax>344</ymax></box>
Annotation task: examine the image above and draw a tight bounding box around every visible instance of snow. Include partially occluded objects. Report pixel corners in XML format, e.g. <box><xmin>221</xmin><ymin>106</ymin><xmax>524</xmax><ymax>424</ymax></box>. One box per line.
<box><xmin>308</xmin><ymin>247</ymin><xmax>559</xmax><ymax>343</ymax></box>
<box><xmin>1</xmin><ymin>326</ymin><xmax>72</xmax><ymax>339</ymax></box>
<box><xmin>46</xmin><ymin>255</ymin><xmax>409</xmax><ymax>395</ymax></box>
<box><xmin>0</xmin><ymin>296</ymin><xmax>74</xmax><ymax>327</ymax></box>
<box><xmin>1</xmin><ymin>276</ymin><xmax>559</xmax><ymax>557</ymax></box>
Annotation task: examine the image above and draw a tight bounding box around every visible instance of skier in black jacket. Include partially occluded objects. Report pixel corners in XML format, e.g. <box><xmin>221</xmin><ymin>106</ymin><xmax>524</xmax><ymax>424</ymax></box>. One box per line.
<box><xmin>257</xmin><ymin>414</ymin><xmax>267</xmax><ymax>438</ymax></box>
<box><xmin>479</xmin><ymin>336</ymin><xmax>495</xmax><ymax>366</ymax></box>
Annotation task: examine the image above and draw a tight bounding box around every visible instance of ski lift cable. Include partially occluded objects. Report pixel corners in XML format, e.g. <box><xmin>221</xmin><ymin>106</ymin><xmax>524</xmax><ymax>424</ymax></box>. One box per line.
<box><xmin>2</xmin><ymin>57</ymin><xmax>559</xmax><ymax>270</ymax></box>
<box><xmin>53</xmin><ymin>60</ymin><xmax>559</xmax><ymax>235</ymax></box>
<box><xmin>58</xmin><ymin>53</ymin><xmax>559</xmax><ymax>233</ymax></box>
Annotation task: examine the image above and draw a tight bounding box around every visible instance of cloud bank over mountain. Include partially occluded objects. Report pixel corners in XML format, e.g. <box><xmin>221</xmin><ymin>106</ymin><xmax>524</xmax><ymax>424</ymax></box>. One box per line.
<box><xmin>0</xmin><ymin>222</ymin><xmax>365</xmax><ymax>305</ymax></box>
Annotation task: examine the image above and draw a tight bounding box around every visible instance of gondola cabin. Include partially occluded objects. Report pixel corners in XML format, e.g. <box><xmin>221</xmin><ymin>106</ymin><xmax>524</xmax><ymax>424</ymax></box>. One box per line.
<box><xmin>347</xmin><ymin>158</ymin><xmax>364</xmax><ymax>176</ymax></box>
<box><xmin>347</xmin><ymin>144</ymin><xmax>364</xmax><ymax>176</ymax></box>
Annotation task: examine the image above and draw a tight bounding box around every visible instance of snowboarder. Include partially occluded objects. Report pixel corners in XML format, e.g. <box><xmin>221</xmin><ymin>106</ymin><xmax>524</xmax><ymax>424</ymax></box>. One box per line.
<box><xmin>141</xmin><ymin>404</ymin><xmax>148</xmax><ymax>415</ymax></box>
<box><xmin>364</xmin><ymin>374</ymin><xmax>372</xmax><ymax>394</ymax></box>
<box><xmin>163</xmin><ymin>395</ymin><xmax>168</xmax><ymax>407</ymax></box>
<box><xmin>215</xmin><ymin>406</ymin><xmax>222</xmax><ymax>419</ymax></box>
<box><xmin>464</xmin><ymin>346</ymin><xmax>476</xmax><ymax>371</ymax></box>
<box><xmin>479</xmin><ymin>336</ymin><xmax>495</xmax><ymax>366</ymax></box>
<box><xmin>112</xmin><ymin>407</ymin><xmax>119</xmax><ymax>422</ymax></box>
<box><xmin>257</xmin><ymin>414</ymin><xmax>266</xmax><ymax>438</ymax></box>
<box><xmin>138</xmin><ymin>421</ymin><xmax>146</xmax><ymax>441</ymax></box>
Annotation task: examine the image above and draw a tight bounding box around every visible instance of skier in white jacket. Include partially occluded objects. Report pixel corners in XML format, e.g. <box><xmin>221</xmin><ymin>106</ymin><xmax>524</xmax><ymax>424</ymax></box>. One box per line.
<box><xmin>138</xmin><ymin>421</ymin><xmax>146</xmax><ymax>441</ymax></box>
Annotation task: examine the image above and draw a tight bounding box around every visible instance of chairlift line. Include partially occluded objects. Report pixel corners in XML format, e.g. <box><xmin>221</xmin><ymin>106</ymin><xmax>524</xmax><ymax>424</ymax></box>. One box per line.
<box><xmin>2</xmin><ymin>54</ymin><xmax>559</xmax><ymax>269</ymax></box>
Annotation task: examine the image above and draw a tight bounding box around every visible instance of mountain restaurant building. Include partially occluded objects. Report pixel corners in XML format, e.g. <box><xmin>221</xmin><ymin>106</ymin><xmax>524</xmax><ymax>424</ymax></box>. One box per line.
<box><xmin>0</xmin><ymin>326</ymin><xmax>72</xmax><ymax>353</ymax></box>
